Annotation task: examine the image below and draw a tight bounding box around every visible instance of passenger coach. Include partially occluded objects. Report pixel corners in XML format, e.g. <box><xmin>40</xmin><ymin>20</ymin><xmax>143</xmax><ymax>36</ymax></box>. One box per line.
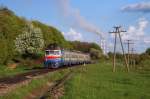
<box><xmin>44</xmin><ymin>49</ymin><xmax>91</xmax><ymax>68</ymax></box>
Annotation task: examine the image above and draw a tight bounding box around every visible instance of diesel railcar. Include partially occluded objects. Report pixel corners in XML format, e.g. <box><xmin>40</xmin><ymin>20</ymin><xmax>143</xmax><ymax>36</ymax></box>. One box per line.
<box><xmin>44</xmin><ymin>49</ymin><xmax>91</xmax><ymax>68</ymax></box>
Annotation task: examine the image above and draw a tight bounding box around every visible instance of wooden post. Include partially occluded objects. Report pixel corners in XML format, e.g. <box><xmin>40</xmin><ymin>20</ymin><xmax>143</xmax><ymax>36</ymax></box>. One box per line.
<box><xmin>113</xmin><ymin>33</ymin><xmax>117</xmax><ymax>72</ymax></box>
<box><xmin>118</xmin><ymin>33</ymin><xmax>129</xmax><ymax>72</ymax></box>
<box><xmin>130</xmin><ymin>48</ymin><xmax>136</xmax><ymax>68</ymax></box>
<box><xmin>109</xmin><ymin>26</ymin><xmax>129</xmax><ymax>72</ymax></box>
<box><xmin>127</xmin><ymin>41</ymin><xmax>130</xmax><ymax>65</ymax></box>
<box><xmin>124</xmin><ymin>40</ymin><xmax>134</xmax><ymax>67</ymax></box>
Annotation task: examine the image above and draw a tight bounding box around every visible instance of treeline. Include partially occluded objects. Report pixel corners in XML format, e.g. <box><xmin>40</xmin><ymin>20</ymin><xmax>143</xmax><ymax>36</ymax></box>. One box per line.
<box><xmin>108</xmin><ymin>48</ymin><xmax>150</xmax><ymax>70</ymax></box>
<box><xmin>0</xmin><ymin>7</ymin><xmax>102</xmax><ymax>66</ymax></box>
<box><xmin>0</xmin><ymin>7</ymin><xmax>70</xmax><ymax>65</ymax></box>
<box><xmin>69</xmin><ymin>41</ymin><xmax>103</xmax><ymax>59</ymax></box>
<box><xmin>135</xmin><ymin>48</ymin><xmax>150</xmax><ymax>68</ymax></box>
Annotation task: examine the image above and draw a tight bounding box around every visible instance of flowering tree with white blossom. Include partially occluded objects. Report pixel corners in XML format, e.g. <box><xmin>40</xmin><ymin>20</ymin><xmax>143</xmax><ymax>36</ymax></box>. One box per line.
<box><xmin>14</xmin><ymin>22</ymin><xmax>44</xmax><ymax>54</ymax></box>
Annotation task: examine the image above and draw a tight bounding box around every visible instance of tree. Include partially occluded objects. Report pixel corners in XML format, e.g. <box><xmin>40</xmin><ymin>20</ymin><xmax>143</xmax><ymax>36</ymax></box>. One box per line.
<box><xmin>69</xmin><ymin>41</ymin><xmax>102</xmax><ymax>53</ymax></box>
<box><xmin>145</xmin><ymin>48</ymin><xmax>150</xmax><ymax>55</ymax></box>
<box><xmin>90</xmin><ymin>48</ymin><xmax>102</xmax><ymax>59</ymax></box>
<box><xmin>0</xmin><ymin>8</ymin><xmax>69</xmax><ymax>64</ymax></box>
<box><xmin>14</xmin><ymin>22</ymin><xmax>44</xmax><ymax>55</ymax></box>
<box><xmin>32</xmin><ymin>21</ymin><xmax>70</xmax><ymax>49</ymax></box>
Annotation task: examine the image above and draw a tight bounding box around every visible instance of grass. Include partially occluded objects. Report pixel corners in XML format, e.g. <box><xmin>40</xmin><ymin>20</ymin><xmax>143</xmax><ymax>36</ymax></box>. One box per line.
<box><xmin>0</xmin><ymin>68</ymin><xmax>70</xmax><ymax>99</ymax></box>
<box><xmin>0</xmin><ymin>65</ymin><xmax>28</xmax><ymax>78</ymax></box>
<box><xmin>62</xmin><ymin>61</ymin><xmax>150</xmax><ymax>99</ymax></box>
<box><xmin>0</xmin><ymin>64</ymin><xmax>43</xmax><ymax>78</ymax></box>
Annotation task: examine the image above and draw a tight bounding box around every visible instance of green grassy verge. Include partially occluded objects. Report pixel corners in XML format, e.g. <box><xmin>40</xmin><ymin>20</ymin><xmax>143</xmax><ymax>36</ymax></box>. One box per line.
<box><xmin>0</xmin><ymin>64</ymin><xmax>43</xmax><ymax>78</ymax></box>
<box><xmin>0</xmin><ymin>65</ymin><xmax>29</xmax><ymax>78</ymax></box>
<box><xmin>0</xmin><ymin>68</ymin><xmax>70</xmax><ymax>99</ymax></box>
<box><xmin>62</xmin><ymin>61</ymin><xmax>150</xmax><ymax>99</ymax></box>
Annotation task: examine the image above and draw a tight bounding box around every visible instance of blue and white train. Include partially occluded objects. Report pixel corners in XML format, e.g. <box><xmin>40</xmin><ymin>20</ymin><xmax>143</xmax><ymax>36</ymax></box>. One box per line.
<box><xmin>44</xmin><ymin>49</ymin><xmax>91</xmax><ymax>68</ymax></box>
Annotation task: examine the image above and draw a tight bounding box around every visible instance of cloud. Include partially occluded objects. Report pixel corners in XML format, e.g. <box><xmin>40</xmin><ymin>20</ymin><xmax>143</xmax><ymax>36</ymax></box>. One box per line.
<box><xmin>122</xmin><ymin>18</ymin><xmax>149</xmax><ymax>40</ymax></box>
<box><xmin>63</xmin><ymin>28</ymin><xmax>83</xmax><ymax>41</ymax></box>
<box><xmin>144</xmin><ymin>37</ymin><xmax>150</xmax><ymax>44</ymax></box>
<box><xmin>108</xmin><ymin>42</ymin><xmax>114</xmax><ymax>49</ymax></box>
<box><xmin>122</xmin><ymin>2</ymin><xmax>150</xmax><ymax>13</ymax></box>
<box><xmin>119</xmin><ymin>17</ymin><xmax>150</xmax><ymax>53</ymax></box>
<box><xmin>55</xmin><ymin>0</ymin><xmax>103</xmax><ymax>39</ymax></box>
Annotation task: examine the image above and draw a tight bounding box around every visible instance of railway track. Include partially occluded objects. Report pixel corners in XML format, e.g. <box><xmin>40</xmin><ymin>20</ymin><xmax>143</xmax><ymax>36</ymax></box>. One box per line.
<box><xmin>40</xmin><ymin>71</ymin><xmax>73</xmax><ymax>99</ymax></box>
<box><xmin>0</xmin><ymin>68</ymin><xmax>54</xmax><ymax>85</ymax></box>
<box><xmin>0</xmin><ymin>68</ymin><xmax>56</xmax><ymax>95</ymax></box>
<box><xmin>0</xmin><ymin>65</ymin><xmax>81</xmax><ymax>95</ymax></box>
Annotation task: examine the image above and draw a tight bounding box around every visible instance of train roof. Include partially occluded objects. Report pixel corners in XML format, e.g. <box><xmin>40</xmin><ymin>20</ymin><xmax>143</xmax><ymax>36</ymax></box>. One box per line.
<box><xmin>45</xmin><ymin>49</ymin><xmax>90</xmax><ymax>55</ymax></box>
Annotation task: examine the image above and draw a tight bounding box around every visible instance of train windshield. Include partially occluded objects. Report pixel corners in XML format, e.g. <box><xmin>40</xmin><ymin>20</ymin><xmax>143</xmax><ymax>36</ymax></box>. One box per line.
<box><xmin>46</xmin><ymin>50</ymin><xmax>60</xmax><ymax>55</ymax></box>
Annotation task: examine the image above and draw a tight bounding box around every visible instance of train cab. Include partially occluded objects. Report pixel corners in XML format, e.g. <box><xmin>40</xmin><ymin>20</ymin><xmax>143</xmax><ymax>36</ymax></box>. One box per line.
<box><xmin>44</xmin><ymin>50</ymin><xmax>62</xmax><ymax>68</ymax></box>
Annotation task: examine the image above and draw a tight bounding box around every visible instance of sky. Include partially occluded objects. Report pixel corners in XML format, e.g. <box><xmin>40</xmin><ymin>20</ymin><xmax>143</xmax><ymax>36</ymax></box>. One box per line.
<box><xmin>0</xmin><ymin>0</ymin><xmax>150</xmax><ymax>53</ymax></box>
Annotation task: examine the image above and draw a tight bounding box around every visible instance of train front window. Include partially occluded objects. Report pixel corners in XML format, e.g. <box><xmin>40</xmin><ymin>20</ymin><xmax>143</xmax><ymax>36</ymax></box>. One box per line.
<box><xmin>46</xmin><ymin>51</ymin><xmax>49</xmax><ymax>55</ymax></box>
<box><xmin>49</xmin><ymin>50</ymin><xmax>55</xmax><ymax>55</ymax></box>
<box><xmin>46</xmin><ymin>50</ymin><xmax>60</xmax><ymax>55</ymax></box>
<box><xmin>54</xmin><ymin>51</ymin><xmax>60</xmax><ymax>55</ymax></box>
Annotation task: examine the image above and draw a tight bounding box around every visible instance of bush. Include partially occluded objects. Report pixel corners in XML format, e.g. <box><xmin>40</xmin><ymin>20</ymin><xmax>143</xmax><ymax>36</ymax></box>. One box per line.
<box><xmin>145</xmin><ymin>48</ymin><xmax>150</xmax><ymax>55</ymax></box>
<box><xmin>90</xmin><ymin>48</ymin><xmax>102</xmax><ymax>59</ymax></box>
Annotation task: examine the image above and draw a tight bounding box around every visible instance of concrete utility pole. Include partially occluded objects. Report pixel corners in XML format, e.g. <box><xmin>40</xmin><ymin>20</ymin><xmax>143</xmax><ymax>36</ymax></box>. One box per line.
<box><xmin>109</xmin><ymin>26</ymin><xmax>129</xmax><ymax>72</ymax></box>
<box><xmin>125</xmin><ymin>40</ymin><xmax>134</xmax><ymax>66</ymax></box>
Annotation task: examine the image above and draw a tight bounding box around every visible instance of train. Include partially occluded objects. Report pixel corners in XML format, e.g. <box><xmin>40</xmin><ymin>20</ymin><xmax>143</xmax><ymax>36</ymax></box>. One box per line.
<box><xmin>44</xmin><ymin>48</ymin><xmax>91</xmax><ymax>68</ymax></box>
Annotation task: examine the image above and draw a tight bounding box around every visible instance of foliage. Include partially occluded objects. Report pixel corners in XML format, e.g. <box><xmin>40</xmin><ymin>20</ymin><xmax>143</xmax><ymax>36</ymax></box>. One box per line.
<box><xmin>69</xmin><ymin>41</ymin><xmax>102</xmax><ymax>53</ymax></box>
<box><xmin>134</xmin><ymin>53</ymin><xmax>150</xmax><ymax>66</ymax></box>
<box><xmin>133</xmin><ymin>48</ymin><xmax>150</xmax><ymax>66</ymax></box>
<box><xmin>0</xmin><ymin>7</ymin><xmax>70</xmax><ymax>65</ymax></box>
<box><xmin>32</xmin><ymin>21</ymin><xmax>71</xmax><ymax>49</ymax></box>
<box><xmin>90</xmin><ymin>48</ymin><xmax>102</xmax><ymax>59</ymax></box>
<box><xmin>108</xmin><ymin>52</ymin><xmax>113</xmax><ymax>58</ymax></box>
<box><xmin>15</xmin><ymin>22</ymin><xmax>44</xmax><ymax>54</ymax></box>
<box><xmin>145</xmin><ymin>48</ymin><xmax>150</xmax><ymax>55</ymax></box>
<box><xmin>0</xmin><ymin>7</ymin><xmax>104</xmax><ymax>65</ymax></box>
<box><xmin>69</xmin><ymin>41</ymin><xmax>103</xmax><ymax>59</ymax></box>
<box><xmin>0</xmin><ymin>7</ymin><xmax>27</xmax><ymax>64</ymax></box>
